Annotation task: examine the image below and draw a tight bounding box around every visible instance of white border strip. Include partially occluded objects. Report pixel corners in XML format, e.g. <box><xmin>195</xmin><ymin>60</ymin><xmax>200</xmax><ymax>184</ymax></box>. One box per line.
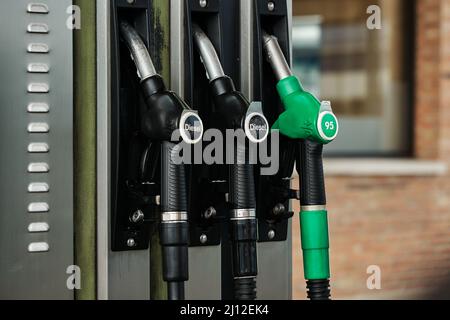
<box><xmin>323</xmin><ymin>159</ymin><xmax>448</xmax><ymax>177</ymax></box>
<box><xmin>96</xmin><ymin>0</ymin><xmax>110</xmax><ymax>300</ymax></box>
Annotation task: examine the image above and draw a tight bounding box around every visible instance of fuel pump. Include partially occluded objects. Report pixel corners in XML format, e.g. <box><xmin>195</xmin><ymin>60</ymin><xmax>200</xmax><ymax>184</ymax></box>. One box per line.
<box><xmin>192</xmin><ymin>24</ymin><xmax>269</xmax><ymax>300</ymax></box>
<box><xmin>119</xmin><ymin>22</ymin><xmax>204</xmax><ymax>300</ymax></box>
<box><xmin>262</xmin><ymin>32</ymin><xmax>339</xmax><ymax>300</ymax></box>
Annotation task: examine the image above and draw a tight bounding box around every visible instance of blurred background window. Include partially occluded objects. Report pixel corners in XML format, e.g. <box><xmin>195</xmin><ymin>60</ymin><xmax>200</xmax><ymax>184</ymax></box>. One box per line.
<box><xmin>292</xmin><ymin>0</ymin><xmax>415</xmax><ymax>156</ymax></box>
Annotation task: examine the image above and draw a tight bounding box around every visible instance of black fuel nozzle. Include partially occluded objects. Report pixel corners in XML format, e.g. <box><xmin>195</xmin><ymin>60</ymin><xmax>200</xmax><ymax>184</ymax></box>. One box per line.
<box><xmin>120</xmin><ymin>21</ymin><xmax>204</xmax><ymax>300</ymax></box>
<box><xmin>192</xmin><ymin>24</ymin><xmax>269</xmax><ymax>300</ymax></box>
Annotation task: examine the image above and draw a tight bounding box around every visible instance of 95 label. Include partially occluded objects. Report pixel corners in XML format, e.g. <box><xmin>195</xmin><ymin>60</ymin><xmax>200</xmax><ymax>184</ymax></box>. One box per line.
<box><xmin>317</xmin><ymin>111</ymin><xmax>339</xmax><ymax>142</ymax></box>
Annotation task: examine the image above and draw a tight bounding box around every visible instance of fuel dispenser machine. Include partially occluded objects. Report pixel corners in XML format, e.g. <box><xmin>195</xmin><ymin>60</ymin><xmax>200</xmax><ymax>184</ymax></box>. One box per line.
<box><xmin>96</xmin><ymin>0</ymin><xmax>297</xmax><ymax>300</ymax></box>
<box><xmin>0</xmin><ymin>0</ymin><xmax>337</xmax><ymax>300</ymax></box>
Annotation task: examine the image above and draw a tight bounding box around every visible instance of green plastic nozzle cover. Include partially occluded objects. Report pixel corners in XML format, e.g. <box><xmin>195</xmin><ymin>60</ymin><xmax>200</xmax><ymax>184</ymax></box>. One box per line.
<box><xmin>272</xmin><ymin>76</ymin><xmax>338</xmax><ymax>144</ymax></box>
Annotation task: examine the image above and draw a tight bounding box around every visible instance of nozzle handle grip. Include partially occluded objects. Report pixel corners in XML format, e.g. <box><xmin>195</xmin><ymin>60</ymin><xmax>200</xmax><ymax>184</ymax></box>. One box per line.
<box><xmin>161</xmin><ymin>141</ymin><xmax>188</xmax><ymax>213</ymax></box>
<box><xmin>297</xmin><ymin>140</ymin><xmax>326</xmax><ymax>206</ymax></box>
<box><xmin>229</xmin><ymin>144</ymin><xmax>256</xmax><ymax>210</ymax></box>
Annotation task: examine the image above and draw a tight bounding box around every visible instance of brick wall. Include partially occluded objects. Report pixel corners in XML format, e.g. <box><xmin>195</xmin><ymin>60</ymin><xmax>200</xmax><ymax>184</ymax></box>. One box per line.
<box><xmin>415</xmin><ymin>0</ymin><xmax>442</xmax><ymax>159</ymax></box>
<box><xmin>292</xmin><ymin>0</ymin><xmax>450</xmax><ymax>300</ymax></box>
<box><xmin>439</xmin><ymin>1</ymin><xmax>450</xmax><ymax>160</ymax></box>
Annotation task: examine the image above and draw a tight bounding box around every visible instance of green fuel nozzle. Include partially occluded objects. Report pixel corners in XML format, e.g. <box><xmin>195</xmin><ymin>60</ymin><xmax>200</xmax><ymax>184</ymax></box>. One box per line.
<box><xmin>262</xmin><ymin>33</ymin><xmax>338</xmax><ymax>144</ymax></box>
<box><xmin>262</xmin><ymin>31</ymin><xmax>338</xmax><ymax>300</ymax></box>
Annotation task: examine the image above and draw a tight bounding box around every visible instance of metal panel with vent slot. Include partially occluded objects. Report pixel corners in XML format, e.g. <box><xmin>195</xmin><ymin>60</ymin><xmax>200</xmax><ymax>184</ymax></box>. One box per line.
<box><xmin>0</xmin><ymin>0</ymin><xmax>74</xmax><ymax>299</ymax></box>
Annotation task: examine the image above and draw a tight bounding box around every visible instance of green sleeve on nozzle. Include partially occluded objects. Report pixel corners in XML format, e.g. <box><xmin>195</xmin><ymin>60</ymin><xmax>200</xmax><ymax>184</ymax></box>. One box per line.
<box><xmin>276</xmin><ymin>76</ymin><xmax>308</xmax><ymax>102</ymax></box>
<box><xmin>300</xmin><ymin>210</ymin><xmax>330</xmax><ymax>280</ymax></box>
<box><xmin>272</xmin><ymin>76</ymin><xmax>338</xmax><ymax>144</ymax></box>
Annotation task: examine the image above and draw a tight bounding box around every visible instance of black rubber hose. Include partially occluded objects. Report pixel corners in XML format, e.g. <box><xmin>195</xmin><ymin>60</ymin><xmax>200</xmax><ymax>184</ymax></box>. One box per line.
<box><xmin>234</xmin><ymin>277</ymin><xmax>257</xmax><ymax>300</ymax></box>
<box><xmin>168</xmin><ymin>282</ymin><xmax>185</xmax><ymax>301</ymax></box>
<box><xmin>297</xmin><ymin>140</ymin><xmax>331</xmax><ymax>300</ymax></box>
<box><xmin>306</xmin><ymin>279</ymin><xmax>331</xmax><ymax>300</ymax></box>
<box><xmin>160</xmin><ymin>142</ymin><xmax>189</xmax><ymax>300</ymax></box>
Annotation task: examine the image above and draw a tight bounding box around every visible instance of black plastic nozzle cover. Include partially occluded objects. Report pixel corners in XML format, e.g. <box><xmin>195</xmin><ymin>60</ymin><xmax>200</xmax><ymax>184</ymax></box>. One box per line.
<box><xmin>140</xmin><ymin>75</ymin><xmax>190</xmax><ymax>142</ymax></box>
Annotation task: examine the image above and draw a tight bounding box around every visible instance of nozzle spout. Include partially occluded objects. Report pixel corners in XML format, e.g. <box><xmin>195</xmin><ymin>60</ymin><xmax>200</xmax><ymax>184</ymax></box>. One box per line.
<box><xmin>192</xmin><ymin>24</ymin><xmax>226</xmax><ymax>82</ymax></box>
<box><xmin>262</xmin><ymin>31</ymin><xmax>293</xmax><ymax>82</ymax></box>
<box><xmin>119</xmin><ymin>21</ymin><xmax>157</xmax><ymax>81</ymax></box>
